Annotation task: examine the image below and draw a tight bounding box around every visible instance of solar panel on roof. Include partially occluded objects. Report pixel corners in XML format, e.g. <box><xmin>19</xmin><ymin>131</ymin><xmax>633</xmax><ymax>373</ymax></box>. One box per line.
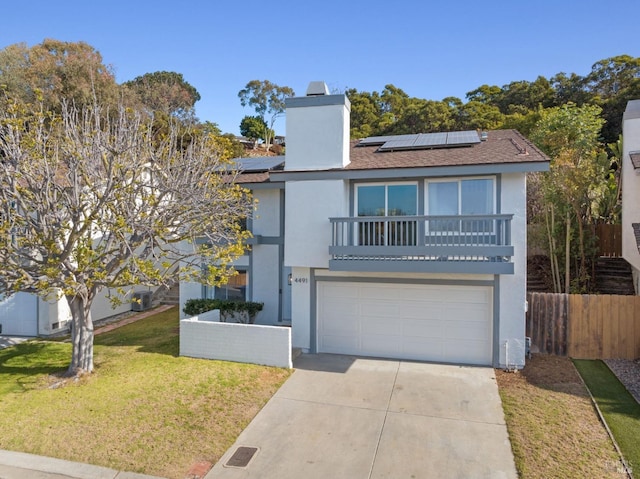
<box><xmin>378</xmin><ymin>137</ymin><xmax>419</xmax><ymax>151</ymax></box>
<box><xmin>414</xmin><ymin>132</ymin><xmax>448</xmax><ymax>148</ymax></box>
<box><xmin>363</xmin><ymin>130</ymin><xmax>480</xmax><ymax>152</ymax></box>
<box><xmin>446</xmin><ymin>130</ymin><xmax>480</xmax><ymax>146</ymax></box>
<box><xmin>359</xmin><ymin>135</ymin><xmax>412</xmax><ymax>146</ymax></box>
<box><xmin>232</xmin><ymin>157</ymin><xmax>285</xmax><ymax>172</ymax></box>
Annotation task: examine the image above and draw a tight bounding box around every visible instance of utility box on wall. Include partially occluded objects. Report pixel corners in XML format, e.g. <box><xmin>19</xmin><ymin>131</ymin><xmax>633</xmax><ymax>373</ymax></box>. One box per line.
<box><xmin>132</xmin><ymin>291</ymin><xmax>152</xmax><ymax>312</ymax></box>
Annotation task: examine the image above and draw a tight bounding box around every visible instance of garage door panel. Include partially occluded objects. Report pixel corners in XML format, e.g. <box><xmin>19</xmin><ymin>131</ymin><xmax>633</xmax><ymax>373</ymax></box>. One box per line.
<box><xmin>320</xmin><ymin>335</ymin><xmax>360</xmax><ymax>353</ymax></box>
<box><xmin>402</xmin><ymin>318</ymin><xmax>444</xmax><ymax>338</ymax></box>
<box><xmin>361</xmin><ymin>335</ymin><xmax>401</xmax><ymax>357</ymax></box>
<box><xmin>360</xmin><ymin>301</ymin><xmax>401</xmax><ymax>317</ymax></box>
<box><xmin>445</xmin><ymin>321</ymin><xmax>491</xmax><ymax>340</ymax></box>
<box><xmin>362</xmin><ymin>317</ymin><xmax>398</xmax><ymax>336</ymax></box>
<box><xmin>443</xmin><ymin>340</ymin><xmax>491</xmax><ymax>363</ymax></box>
<box><xmin>446</xmin><ymin>304</ymin><xmax>489</xmax><ymax>321</ymax></box>
<box><xmin>402</xmin><ymin>337</ymin><xmax>445</xmax><ymax>359</ymax></box>
<box><xmin>318</xmin><ymin>282</ymin><xmax>492</xmax><ymax>365</ymax></box>
<box><xmin>398</xmin><ymin>303</ymin><xmax>441</xmax><ymax>319</ymax></box>
<box><xmin>321</xmin><ymin>318</ymin><xmax>358</xmax><ymax>336</ymax></box>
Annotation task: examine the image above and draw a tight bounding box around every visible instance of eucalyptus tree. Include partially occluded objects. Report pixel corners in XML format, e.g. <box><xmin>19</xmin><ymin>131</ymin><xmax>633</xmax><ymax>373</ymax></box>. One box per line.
<box><xmin>238</xmin><ymin>80</ymin><xmax>294</xmax><ymax>152</ymax></box>
<box><xmin>0</xmin><ymin>100</ymin><xmax>252</xmax><ymax>375</ymax></box>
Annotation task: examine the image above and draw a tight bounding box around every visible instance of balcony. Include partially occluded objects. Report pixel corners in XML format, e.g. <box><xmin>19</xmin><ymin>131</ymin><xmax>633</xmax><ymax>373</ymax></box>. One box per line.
<box><xmin>329</xmin><ymin>214</ymin><xmax>514</xmax><ymax>274</ymax></box>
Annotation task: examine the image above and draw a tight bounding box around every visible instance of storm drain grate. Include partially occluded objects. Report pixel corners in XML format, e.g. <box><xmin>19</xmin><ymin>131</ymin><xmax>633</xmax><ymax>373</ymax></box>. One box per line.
<box><xmin>225</xmin><ymin>446</ymin><xmax>259</xmax><ymax>468</ymax></box>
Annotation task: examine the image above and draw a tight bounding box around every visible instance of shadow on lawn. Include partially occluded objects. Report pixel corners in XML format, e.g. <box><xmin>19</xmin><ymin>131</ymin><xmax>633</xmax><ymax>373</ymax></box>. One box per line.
<box><xmin>0</xmin><ymin>341</ymin><xmax>69</xmax><ymax>391</ymax></box>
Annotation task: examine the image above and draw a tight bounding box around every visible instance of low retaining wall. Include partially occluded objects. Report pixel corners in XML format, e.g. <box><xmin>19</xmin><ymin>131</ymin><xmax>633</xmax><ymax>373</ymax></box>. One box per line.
<box><xmin>179</xmin><ymin>310</ymin><xmax>292</xmax><ymax>368</ymax></box>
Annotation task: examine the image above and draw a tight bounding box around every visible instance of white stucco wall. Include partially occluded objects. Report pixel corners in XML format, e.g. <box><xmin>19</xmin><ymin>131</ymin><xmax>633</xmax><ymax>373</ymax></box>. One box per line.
<box><xmin>290</xmin><ymin>266</ymin><xmax>312</xmax><ymax>351</ymax></box>
<box><xmin>180</xmin><ymin>316</ymin><xmax>292</xmax><ymax>368</ymax></box>
<box><xmin>285</xmin><ymin>96</ymin><xmax>350</xmax><ymax>171</ymax></box>
<box><xmin>91</xmin><ymin>288</ymin><xmax>139</xmax><ymax>322</ymax></box>
<box><xmin>252</xmin><ymin>189</ymin><xmax>281</xmax><ymax>237</ymax></box>
<box><xmin>251</xmin><ymin>244</ymin><xmax>280</xmax><ymax>324</ymax></box>
<box><xmin>285</xmin><ymin>180</ymin><xmax>349</xmax><ymax>268</ymax></box>
<box><xmin>498</xmin><ymin>172</ymin><xmax>528</xmax><ymax>368</ymax></box>
<box><xmin>622</xmin><ymin>100</ymin><xmax>640</xmax><ymax>277</ymax></box>
<box><xmin>179</xmin><ymin>281</ymin><xmax>202</xmax><ymax>319</ymax></box>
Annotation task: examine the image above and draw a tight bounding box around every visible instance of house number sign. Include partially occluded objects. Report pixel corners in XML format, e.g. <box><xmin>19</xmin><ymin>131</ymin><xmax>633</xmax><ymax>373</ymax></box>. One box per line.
<box><xmin>293</xmin><ymin>277</ymin><xmax>308</xmax><ymax>284</ymax></box>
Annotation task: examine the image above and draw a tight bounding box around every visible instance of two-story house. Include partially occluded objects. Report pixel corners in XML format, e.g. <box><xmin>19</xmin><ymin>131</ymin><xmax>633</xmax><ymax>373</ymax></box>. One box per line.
<box><xmin>180</xmin><ymin>81</ymin><xmax>550</xmax><ymax>369</ymax></box>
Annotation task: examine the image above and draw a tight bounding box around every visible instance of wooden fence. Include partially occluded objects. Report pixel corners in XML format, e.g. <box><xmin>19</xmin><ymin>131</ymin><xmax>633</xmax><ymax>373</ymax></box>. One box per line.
<box><xmin>526</xmin><ymin>292</ymin><xmax>640</xmax><ymax>359</ymax></box>
<box><xmin>594</xmin><ymin>223</ymin><xmax>622</xmax><ymax>257</ymax></box>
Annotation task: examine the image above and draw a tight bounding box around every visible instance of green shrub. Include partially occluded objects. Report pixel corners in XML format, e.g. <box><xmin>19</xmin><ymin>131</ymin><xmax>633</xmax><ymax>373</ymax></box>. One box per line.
<box><xmin>183</xmin><ymin>298</ymin><xmax>264</xmax><ymax>321</ymax></box>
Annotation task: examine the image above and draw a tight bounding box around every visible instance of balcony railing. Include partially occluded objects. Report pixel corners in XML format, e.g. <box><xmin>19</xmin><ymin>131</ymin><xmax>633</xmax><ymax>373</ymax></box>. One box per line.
<box><xmin>329</xmin><ymin>214</ymin><xmax>514</xmax><ymax>274</ymax></box>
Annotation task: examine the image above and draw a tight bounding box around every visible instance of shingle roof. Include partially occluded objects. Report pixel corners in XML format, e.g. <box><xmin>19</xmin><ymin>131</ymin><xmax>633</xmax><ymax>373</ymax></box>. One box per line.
<box><xmin>236</xmin><ymin>129</ymin><xmax>549</xmax><ymax>184</ymax></box>
<box><xmin>633</xmin><ymin>223</ymin><xmax>640</xmax><ymax>254</ymax></box>
<box><xmin>234</xmin><ymin>172</ymin><xmax>271</xmax><ymax>184</ymax></box>
<box><xmin>346</xmin><ymin>130</ymin><xmax>548</xmax><ymax>170</ymax></box>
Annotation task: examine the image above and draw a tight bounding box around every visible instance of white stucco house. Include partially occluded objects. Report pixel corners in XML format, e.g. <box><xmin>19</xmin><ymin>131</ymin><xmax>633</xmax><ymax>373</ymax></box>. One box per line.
<box><xmin>181</xmin><ymin>81</ymin><xmax>550</xmax><ymax>369</ymax></box>
<box><xmin>621</xmin><ymin>99</ymin><xmax>640</xmax><ymax>293</ymax></box>
<box><xmin>0</xmin><ymin>287</ymin><xmax>150</xmax><ymax>337</ymax></box>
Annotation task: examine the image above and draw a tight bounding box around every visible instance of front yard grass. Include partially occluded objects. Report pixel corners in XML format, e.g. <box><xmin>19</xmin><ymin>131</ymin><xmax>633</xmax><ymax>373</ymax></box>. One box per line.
<box><xmin>496</xmin><ymin>355</ymin><xmax>622</xmax><ymax>478</ymax></box>
<box><xmin>0</xmin><ymin>306</ymin><xmax>292</xmax><ymax>479</ymax></box>
<box><xmin>573</xmin><ymin>359</ymin><xmax>640</xmax><ymax>474</ymax></box>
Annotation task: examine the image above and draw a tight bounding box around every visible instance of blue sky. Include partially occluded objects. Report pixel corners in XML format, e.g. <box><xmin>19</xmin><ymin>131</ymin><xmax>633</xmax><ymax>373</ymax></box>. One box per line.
<box><xmin>2</xmin><ymin>0</ymin><xmax>639</xmax><ymax>136</ymax></box>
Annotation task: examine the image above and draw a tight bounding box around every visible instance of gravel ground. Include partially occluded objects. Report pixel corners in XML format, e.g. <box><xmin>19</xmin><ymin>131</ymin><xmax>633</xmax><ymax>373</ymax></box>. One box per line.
<box><xmin>604</xmin><ymin>359</ymin><xmax>640</xmax><ymax>404</ymax></box>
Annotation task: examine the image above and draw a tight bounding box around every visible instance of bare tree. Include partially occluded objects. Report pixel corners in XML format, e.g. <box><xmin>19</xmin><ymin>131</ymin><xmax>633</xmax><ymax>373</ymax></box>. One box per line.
<box><xmin>0</xmin><ymin>100</ymin><xmax>252</xmax><ymax>375</ymax></box>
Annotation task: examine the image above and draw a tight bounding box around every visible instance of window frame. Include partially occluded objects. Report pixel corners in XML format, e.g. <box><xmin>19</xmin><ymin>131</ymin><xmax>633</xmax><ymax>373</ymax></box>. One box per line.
<box><xmin>354</xmin><ymin>181</ymin><xmax>419</xmax><ymax>217</ymax></box>
<box><xmin>354</xmin><ymin>182</ymin><xmax>419</xmax><ymax>246</ymax></box>
<box><xmin>424</xmin><ymin>177</ymin><xmax>496</xmax><ymax>234</ymax></box>
<box><xmin>204</xmin><ymin>268</ymin><xmax>249</xmax><ymax>301</ymax></box>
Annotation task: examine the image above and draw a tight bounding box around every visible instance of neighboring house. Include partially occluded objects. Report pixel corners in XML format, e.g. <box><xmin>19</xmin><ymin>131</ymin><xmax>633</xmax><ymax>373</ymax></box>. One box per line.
<box><xmin>621</xmin><ymin>99</ymin><xmax>640</xmax><ymax>293</ymax></box>
<box><xmin>0</xmin><ymin>287</ymin><xmax>150</xmax><ymax>337</ymax></box>
<box><xmin>180</xmin><ymin>81</ymin><xmax>550</xmax><ymax>369</ymax></box>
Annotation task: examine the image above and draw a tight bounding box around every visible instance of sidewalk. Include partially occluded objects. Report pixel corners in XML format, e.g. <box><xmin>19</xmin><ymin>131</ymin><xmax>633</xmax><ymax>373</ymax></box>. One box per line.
<box><xmin>0</xmin><ymin>449</ymin><xmax>166</xmax><ymax>479</ymax></box>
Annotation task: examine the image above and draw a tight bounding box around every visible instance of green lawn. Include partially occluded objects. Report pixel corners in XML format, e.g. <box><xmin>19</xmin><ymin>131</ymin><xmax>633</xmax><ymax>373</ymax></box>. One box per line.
<box><xmin>496</xmin><ymin>355</ymin><xmax>622</xmax><ymax>478</ymax></box>
<box><xmin>573</xmin><ymin>359</ymin><xmax>640</xmax><ymax>474</ymax></box>
<box><xmin>0</xmin><ymin>307</ymin><xmax>291</xmax><ymax>479</ymax></box>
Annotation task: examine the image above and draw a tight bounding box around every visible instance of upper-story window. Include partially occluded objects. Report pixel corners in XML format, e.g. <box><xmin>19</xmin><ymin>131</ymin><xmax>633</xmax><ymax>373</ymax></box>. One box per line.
<box><xmin>426</xmin><ymin>178</ymin><xmax>495</xmax><ymax>232</ymax></box>
<box><xmin>355</xmin><ymin>183</ymin><xmax>418</xmax><ymax>245</ymax></box>
<box><xmin>356</xmin><ymin>183</ymin><xmax>418</xmax><ymax>217</ymax></box>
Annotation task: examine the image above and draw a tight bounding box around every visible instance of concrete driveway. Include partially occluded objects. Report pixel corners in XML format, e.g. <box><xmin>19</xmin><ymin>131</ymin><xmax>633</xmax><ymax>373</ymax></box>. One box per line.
<box><xmin>207</xmin><ymin>354</ymin><xmax>516</xmax><ymax>479</ymax></box>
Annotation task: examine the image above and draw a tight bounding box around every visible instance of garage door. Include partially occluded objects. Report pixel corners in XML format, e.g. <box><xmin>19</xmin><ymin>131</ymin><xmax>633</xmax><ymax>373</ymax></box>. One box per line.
<box><xmin>0</xmin><ymin>292</ymin><xmax>38</xmax><ymax>336</ymax></box>
<box><xmin>317</xmin><ymin>282</ymin><xmax>493</xmax><ymax>365</ymax></box>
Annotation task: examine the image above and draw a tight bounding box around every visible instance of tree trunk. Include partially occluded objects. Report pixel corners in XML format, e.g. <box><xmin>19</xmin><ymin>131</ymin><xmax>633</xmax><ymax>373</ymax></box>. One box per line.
<box><xmin>565</xmin><ymin>212</ymin><xmax>571</xmax><ymax>294</ymax></box>
<box><xmin>67</xmin><ymin>293</ymin><xmax>95</xmax><ymax>375</ymax></box>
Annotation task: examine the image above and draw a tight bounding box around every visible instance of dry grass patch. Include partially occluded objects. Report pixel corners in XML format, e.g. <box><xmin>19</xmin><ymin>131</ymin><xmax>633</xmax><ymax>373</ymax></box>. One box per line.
<box><xmin>0</xmin><ymin>307</ymin><xmax>292</xmax><ymax>479</ymax></box>
<box><xmin>496</xmin><ymin>355</ymin><xmax>623</xmax><ymax>479</ymax></box>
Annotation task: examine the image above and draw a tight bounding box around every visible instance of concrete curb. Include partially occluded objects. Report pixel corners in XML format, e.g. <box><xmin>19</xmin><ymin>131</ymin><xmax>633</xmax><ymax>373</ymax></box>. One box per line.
<box><xmin>0</xmin><ymin>449</ymin><xmax>166</xmax><ymax>479</ymax></box>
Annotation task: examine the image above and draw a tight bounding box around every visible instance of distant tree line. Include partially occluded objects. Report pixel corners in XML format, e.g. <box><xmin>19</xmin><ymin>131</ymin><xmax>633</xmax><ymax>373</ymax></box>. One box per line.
<box><xmin>345</xmin><ymin>55</ymin><xmax>640</xmax><ymax>146</ymax></box>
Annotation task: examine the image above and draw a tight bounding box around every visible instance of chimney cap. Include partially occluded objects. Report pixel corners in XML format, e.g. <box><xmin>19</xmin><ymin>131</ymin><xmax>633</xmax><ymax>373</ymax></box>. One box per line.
<box><xmin>306</xmin><ymin>81</ymin><xmax>330</xmax><ymax>96</ymax></box>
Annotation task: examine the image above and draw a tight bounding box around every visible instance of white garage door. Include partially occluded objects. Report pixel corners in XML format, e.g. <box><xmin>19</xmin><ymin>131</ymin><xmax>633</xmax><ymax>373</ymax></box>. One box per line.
<box><xmin>317</xmin><ymin>282</ymin><xmax>493</xmax><ymax>365</ymax></box>
<box><xmin>0</xmin><ymin>292</ymin><xmax>38</xmax><ymax>336</ymax></box>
